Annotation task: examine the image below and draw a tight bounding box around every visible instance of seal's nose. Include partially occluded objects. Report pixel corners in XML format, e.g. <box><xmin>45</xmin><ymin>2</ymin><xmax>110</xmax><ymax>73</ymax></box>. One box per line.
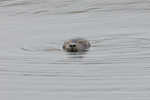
<box><xmin>70</xmin><ymin>44</ymin><xmax>75</xmax><ymax>47</ymax></box>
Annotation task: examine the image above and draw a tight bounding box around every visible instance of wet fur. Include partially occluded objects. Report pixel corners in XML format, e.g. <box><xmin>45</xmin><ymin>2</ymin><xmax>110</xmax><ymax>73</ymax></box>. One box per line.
<box><xmin>63</xmin><ymin>38</ymin><xmax>91</xmax><ymax>51</ymax></box>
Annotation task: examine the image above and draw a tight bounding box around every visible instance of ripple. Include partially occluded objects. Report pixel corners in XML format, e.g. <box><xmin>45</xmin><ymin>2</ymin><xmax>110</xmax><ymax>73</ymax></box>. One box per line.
<box><xmin>1</xmin><ymin>1</ymin><xmax>150</xmax><ymax>100</ymax></box>
<box><xmin>1</xmin><ymin>0</ymin><xmax>150</xmax><ymax>16</ymax></box>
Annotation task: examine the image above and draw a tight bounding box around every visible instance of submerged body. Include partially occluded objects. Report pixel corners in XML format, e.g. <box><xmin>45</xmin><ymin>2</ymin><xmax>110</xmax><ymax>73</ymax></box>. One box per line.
<box><xmin>63</xmin><ymin>38</ymin><xmax>91</xmax><ymax>52</ymax></box>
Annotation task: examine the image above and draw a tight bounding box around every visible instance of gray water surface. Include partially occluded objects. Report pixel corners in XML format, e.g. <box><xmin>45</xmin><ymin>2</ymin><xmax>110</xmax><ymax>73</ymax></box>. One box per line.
<box><xmin>0</xmin><ymin>0</ymin><xmax>150</xmax><ymax>100</ymax></box>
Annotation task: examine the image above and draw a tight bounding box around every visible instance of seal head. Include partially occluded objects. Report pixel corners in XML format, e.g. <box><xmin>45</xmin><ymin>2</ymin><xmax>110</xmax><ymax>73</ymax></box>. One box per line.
<box><xmin>63</xmin><ymin>38</ymin><xmax>91</xmax><ymax>52</ymax></box>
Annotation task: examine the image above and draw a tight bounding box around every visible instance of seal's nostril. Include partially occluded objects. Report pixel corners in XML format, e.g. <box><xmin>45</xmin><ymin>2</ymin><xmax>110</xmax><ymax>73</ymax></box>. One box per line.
<box><xmin>70</xmin><ymin>44</ymin><xmax>75</xmax><ymax>47</ymax></box>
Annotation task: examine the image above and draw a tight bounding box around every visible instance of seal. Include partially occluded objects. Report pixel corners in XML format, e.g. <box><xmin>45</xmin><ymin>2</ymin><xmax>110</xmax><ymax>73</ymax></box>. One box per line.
<box><xmin>63</xmin><ymin>38</ymin><xmax>91</xmax><ymax>51</ymax></box>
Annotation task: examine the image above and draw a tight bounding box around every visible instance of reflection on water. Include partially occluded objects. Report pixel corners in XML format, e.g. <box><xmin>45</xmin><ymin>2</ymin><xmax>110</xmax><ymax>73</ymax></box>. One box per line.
<box><xmin>65</xmin><ymin>50</ymin><xmax>88</xmax><ymax>59</ymax></box>
<box><xmin>0</xmin><ymin>0</ymin><xmax>150</xmax><ymax>100</ymax></box>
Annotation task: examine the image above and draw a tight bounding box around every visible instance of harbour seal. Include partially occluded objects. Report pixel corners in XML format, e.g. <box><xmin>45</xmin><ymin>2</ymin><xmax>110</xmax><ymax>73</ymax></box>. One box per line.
<box><xmin>63</xmin><ymin>38</ymin><xmax>91</xmax><ymax>51</ymax></box>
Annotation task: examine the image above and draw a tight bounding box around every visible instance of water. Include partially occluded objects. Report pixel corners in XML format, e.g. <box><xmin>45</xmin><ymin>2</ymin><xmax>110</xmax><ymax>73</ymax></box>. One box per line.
<box><xmin>0</xmin><ymin>0</ymin><xmax>150</xmax><ymax>100</ymax></box>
